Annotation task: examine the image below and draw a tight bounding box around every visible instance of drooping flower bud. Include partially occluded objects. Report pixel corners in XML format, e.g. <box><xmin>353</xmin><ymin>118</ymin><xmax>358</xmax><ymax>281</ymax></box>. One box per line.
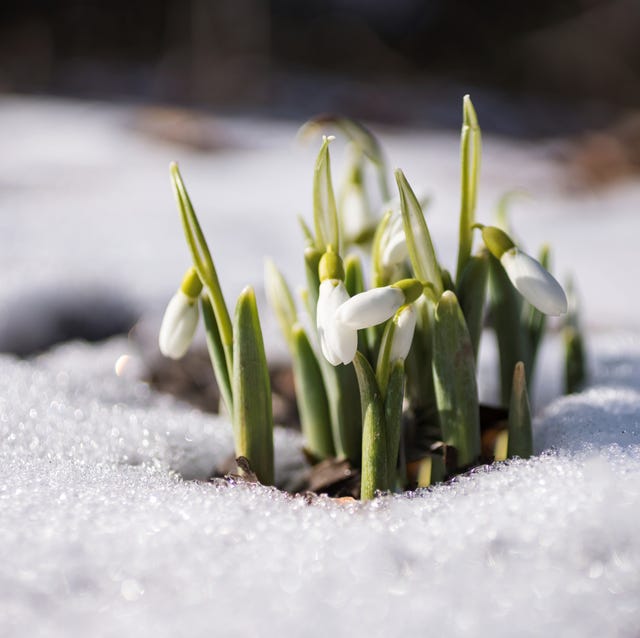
<box><xmin>389</xmin><ymin>304</ymin><xmax>417</xmax><ymax>362</ymax></box>
<box><xmin>158</xmin><ymin>267</ymin><xmax>202</xmax><ymax>359</ymax></box>
<box><xmin>316</xmin><ymin>279</ymin><xmax>356</xmax><ymax>366</ymax></box>
<box><xmin>479</xmin><ymin>225</ymin><xmax>567</xmax><ymax>316</ymax></box>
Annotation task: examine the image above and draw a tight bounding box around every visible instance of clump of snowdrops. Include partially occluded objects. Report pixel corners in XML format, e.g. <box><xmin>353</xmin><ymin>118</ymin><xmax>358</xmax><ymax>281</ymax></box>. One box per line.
<box><xmin>159</xmin><ymin>96</ymin><xmax>585</xmax><ymax>499</ymax></box>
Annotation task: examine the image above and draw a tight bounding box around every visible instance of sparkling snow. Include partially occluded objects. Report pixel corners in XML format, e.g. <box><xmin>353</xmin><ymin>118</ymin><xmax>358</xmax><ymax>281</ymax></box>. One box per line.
<box><xmin>1</xmin><ymin>97</ymin><xmax>640</xmax><ymax>637</ymax></box>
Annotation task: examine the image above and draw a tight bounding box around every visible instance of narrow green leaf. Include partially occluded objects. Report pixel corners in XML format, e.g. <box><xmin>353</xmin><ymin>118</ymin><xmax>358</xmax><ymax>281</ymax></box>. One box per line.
<box><xmin>264</xmin><ymin>259</ymin><xmax>298</xmax><ymax>347</ymax></box>
<box><xmin>432</xmin><ymin>291</ymin><xmax>481</xmax><ymax>469</ymax></box>
<box><xmin>507</xmin><ymin>361</ymin><xmax>532</xmax><ymax>458</ymax></box>
<box><xmin>488</xmin><ymin>254</ymin><xmax>531</xmax><ymax>405</ymax></box>
<box><xmin>353</xmin><ymin>352</ymin><xmax>388</xmax><ymax>499</ymax></box>
<box><xmin>563</xmin><ymin>279</ymin><xmax>587</xmax><ymax>394</ymax></box>
<box><xmin>395</xmin><ymin>169</ymin><xmax>443</xmax><ymax>295</ymax></box>
<box><xmin>455</xmin><ymin>95</ymin><xmax>482</xmax><ymax>283</ymax></box>
<box><xmin>384</xmin><ymin>359</ymin><xmax>405</xmax><ymax>489</ymax></box>
<box><xmin>303</xmin><ymin>247</ymin><xmax>322</xmax><ymax>324</ymax></box>
<box><xmin>291</xmin><ymin>324</ymin><xmax>335</xmax><ymax>460</ymax></box>
<box><xmin>232</xmin><ymin>286</ymin><xmax>274</xmax><ymax>485</ymax></box>
<box><xmin>313</xmin><ymin>137</ymin><xmax>339</xmax><ymax>253</ymax></box>
<box><xmin>457</xmin><ymin>251</ymin><xmax>489</xmax><ymax>360</ymax></box>
<box><xmin>200</xmin><ymin>294</ymin><xmax>233</xmax><ymax>416</ymax></box>
<box><xmin>170</xmin><ymin>163</ymin><xmax>233</xmax><ymax>373</ymax></box>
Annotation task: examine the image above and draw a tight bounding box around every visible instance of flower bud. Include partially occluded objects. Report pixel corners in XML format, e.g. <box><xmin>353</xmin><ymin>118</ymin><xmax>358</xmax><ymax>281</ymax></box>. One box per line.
<box><xmin>500</xmin><ymin>248</ymin><xmax>567</xmax><ymax>316</ymax></box>
<box><xmin>389</xmin><ymin>304</ymin><xmax>417</xmax><ymax>362</ymax></box>
<box><xmin>335</xmin><ymin>286</ymin><xmax>405</xmax><ymax>330</ymax></box>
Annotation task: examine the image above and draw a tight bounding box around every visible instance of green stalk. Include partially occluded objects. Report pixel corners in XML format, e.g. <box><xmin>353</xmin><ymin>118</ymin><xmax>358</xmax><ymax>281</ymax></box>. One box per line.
<box><xmin>232</xmin><ymin>286</ymin><xmax>274</xmax><ymax>485</ymax></box>
<box><xmin>384</xmin><ymin>359</ymin><xmax>405</xmax><ymax>489</ymax></box>
<box><xmin>456</xmin><ymin>251</ymin><xmax>489</xmax><ymax>361</ymax></box>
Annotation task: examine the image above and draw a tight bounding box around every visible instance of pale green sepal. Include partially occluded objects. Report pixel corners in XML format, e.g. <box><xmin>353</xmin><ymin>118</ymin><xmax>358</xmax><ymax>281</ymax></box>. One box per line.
<box><xmin>432</xmin><ymin>291</ymin><xmax>481</xmax><ymax>469</ymax></box>
<box><xmin>353</xmin><ymin>352</ymin><xmax>388</xmax><ymax>500</ymax></box>
<box><xmin>384</xmin><ymin>359</ymin><xmax>405</xmax><ymax>490</ymax></box>
<box><xmin>455</xmin><ymin>95</ymin><xmax>482</xmax><ymax>284</ymax></box>
<box><xmin>488</xmin><ymin>254</ymin><xmax>531</xmax><ymax>405</ymax></box>
<box><xmin>507</xmin><ymin>361</ymin><xmax>533</xmax><ymax>458</ymax></box>
<box><xmin>480</xmin><ymin>225</ymin><xmax>516</xmax><ymax>259</ymax></box>
<box><xmin>457</xmin><ymin>251</ymin><xmax>489</xmax><ymax>360</ymax></box>
<box><xmin>318</xmin><ymin>249</ymin><xmax>345</xmax><ymax>282</ymax></box>
<box><xmin>264</xmin><ymin>259</ymin><xmax>298</xmax><ymax>347</ymax></box>
<box><xmin>232</xmin><ymin>286</ymin><xmax>274</xmax><ymax>485</ymax></box>
<box><xmin>291</xmin><ymin>324</ymin><xmax>335</xmax><ymax>460</ymax></box>
<box><xmin>200</xmin><ymin>294</ymin><xmax>233</xmax><ymax>416</ymax></box>
<box><xmin>395</xmin><ymin>169</ymin><xmax>443</xmax><ymax>295</ymax></box>
<box><xmin>170</xmin><ymin>163</ymin><xmax>233</xmax><ymax>373</ymax></box>
<box><xmin>392</xmin><ymin>278</ymin><xmax>423</xmax><ymax>304</ymax></box>
<box><xmin>313</xmin><ymin>137</ymin><xmax>340</xmax><ymax>253</ymax></box>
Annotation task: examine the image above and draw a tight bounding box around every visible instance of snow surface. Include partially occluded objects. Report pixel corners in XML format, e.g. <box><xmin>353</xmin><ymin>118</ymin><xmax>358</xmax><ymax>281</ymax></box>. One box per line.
<box><xmin>2</xmin><ymin>97</ymin><xmax>640</xmax><ymax>637</ymax></box>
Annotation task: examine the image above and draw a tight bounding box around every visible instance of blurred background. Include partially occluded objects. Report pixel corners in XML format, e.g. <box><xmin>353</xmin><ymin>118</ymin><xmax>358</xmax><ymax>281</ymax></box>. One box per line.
<box><xmin>2</xmin><ymin>0</ymin><xmax>640</xmax><ymax>136</ymax></box>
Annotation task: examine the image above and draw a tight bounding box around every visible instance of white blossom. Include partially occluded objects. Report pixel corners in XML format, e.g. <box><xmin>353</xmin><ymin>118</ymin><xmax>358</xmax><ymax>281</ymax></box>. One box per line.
<box><xmin>389</xmin><ymin>305</ymin><xmax>417</xmax><ymax>362</ymax></box>
<box><xmin>316</xmin><ymin>280</ymin><xmax>357</xmax><ymax>366</ymax></box>
<box><xmin>501</xmin><ymin>248</ymin><xmax>567</xmax><ymax>316</ymax></box>
<box><xmin>335</xmin><ymin>286</ymin><xmax>405</xmax><ymax>330</ymax></box>
<box><xmin>158</xmin><ymin>291</ymin><xmax>200</xmax><ymax>359</ymax></box>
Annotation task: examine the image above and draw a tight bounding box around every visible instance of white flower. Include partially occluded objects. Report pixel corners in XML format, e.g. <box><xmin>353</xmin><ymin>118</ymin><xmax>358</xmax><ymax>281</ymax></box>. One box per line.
<box><xmin>158</xmin><ymin>291</ymin><xmax>200</xmax><ymax>359</ymax></box>
<box><xmin>380</xmin><ymin>210</ymin><xmax>408</xmax><ymax>270</ymax></box>
<box><xmin>501</xmin><ymin>248</ymin><xmax>567</xmax><ymax>316</ymax></box>
<box><xmin>316</xmin><ymin>280</ymin><xmax>357</xmax><ymax>366</ymax></box>
<box><xmin>389</xmin><ymin>304</ymin><xmax>417</xmax><ymax>362</ymax></box>
<box><xmin>335</xmin><ymin>285</ymin><xmax>405</xmax><ymax>330</ymax></box>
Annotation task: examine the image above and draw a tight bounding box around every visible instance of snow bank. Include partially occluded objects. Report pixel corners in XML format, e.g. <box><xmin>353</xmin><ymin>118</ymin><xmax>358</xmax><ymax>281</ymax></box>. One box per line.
<box><xmin>1</xmin><ymin>335</ymin><xmax>640</xmax><ymax>637</ymax></box>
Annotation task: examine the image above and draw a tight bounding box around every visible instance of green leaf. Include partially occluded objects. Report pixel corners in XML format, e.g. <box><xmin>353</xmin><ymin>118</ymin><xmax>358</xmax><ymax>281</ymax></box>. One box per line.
<box><xmin>264</xmin><ymin>258</ymin><xmax>298</xmax><ymax>347</ymax></box>
<box><xmin>200</xmin><ymin>294</ymin><xmax>233</xmax><ymax>416</ymax></box>
<box><xmin>507</xmin><ymin>362</ymin><xmax>532</xmax><ymax>458</ymax></box>
<box><xmin>395</xmin><ymin>169</ymin><xmax>443</xmax><ymax>295</ymax></box>
<box><xmin>232</xmin><ymin>286</ymin><xmax>274</xmax><ymax>485</ymax></box>
<box><xmin>303</xmin><ymin>246</ymin><xmax>322</xmax><ymax>324</ymax></box>
<box><xmin>170</xmin><ymin>163</ymin><xmax>233</xmax><ymax>374</ymax></box>
<box><xmin>313</xmin><ymin>137</ymin><xmax>340</xmax><ymax>253</ymax></box>
<box><xmin>291</xmin><ymin>324</ymin><xmax>335</xmax><ymax>460</ymax></box>
<box><xmin>353</xmin><ymin>352</ymin><xmax>388</xmax><ymax>499</ymax></box>
<box><xmin>455</xmin><ymin>95</ymin><xmax>482</xmax><ymax>283</ymax></box>
<box><xmin>384</xmin><ymin>359</ymin><xmax>405</xmax><ymax>489</ymax></box>
<box><xmin>432</xmin><ymin>291</ymin><xmax>481</xmax><ymax>469</ymax></box>
<box><xmin>457</xmin><ymin>251</ymin><xmax>489</xmax><ymax>361</ymax></box>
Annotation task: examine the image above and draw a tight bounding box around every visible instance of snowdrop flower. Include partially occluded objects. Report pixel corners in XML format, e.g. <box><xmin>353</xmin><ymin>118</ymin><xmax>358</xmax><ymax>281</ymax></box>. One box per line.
<box><xmin>389</xmin><ymin>304</ymin><xmax>417</xmax><ymax>362</ymax></box>
<box><xmin>159</xmin><ymin>267</ymin><xmax>203</xmax><ymax>359</ymax></box>
<box><xmin>380</xmin><ymin>209</ymin><xmax>408</xmax><ymax>270</ymax></box>
<box><xmin>479</xmin><ymin>225</ymin><xmax>567</xmax><ymax>316</ymax></box>
<box><xmin>317</xmin><ymin>278</ymin><xmax>357</xmax><ymax>366</ymax></box>
<box><xmin>336</xmin><ymin>279</ymin><xmax>423</xmax><ymax>330</ymax></box>
<box><xmin>316</xmin><ymin>249</ymin><xmax>357</xmax><ymax>366</ymax></box>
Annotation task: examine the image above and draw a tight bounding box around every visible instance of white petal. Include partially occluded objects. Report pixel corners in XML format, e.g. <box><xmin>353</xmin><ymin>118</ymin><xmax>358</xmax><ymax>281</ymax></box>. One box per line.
<box><xmin>381</xmin><ymin>229</ymin><xmax>409</xmax><ymax>269</ymax></box>
<box><xmin>158</xmin><ymin>291</ymin><xmax>199</xmax><ymax>359</ymax></box>
<box><xmin>335</xmin><ymin>286</ymin><xmax>404</xmax><ymax>329</ymax></box>
<box><xmin>390</xmin><ymin>305</ymin><xmax>417</xmax><ymax>362</ymax></box>
<box><xmin>317</xmin><ymin>280</ymin><xmax>356</xmax><ymax>365</ymax></box>
<box><xmin>501</xmin><ymin>249</ymin><xmax>568</xmax><ymax>315</ymax></box>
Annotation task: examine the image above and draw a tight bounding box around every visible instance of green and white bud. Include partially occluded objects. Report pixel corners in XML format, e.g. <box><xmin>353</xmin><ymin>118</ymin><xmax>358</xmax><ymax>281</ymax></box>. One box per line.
<box><xmin>159</xmin><ymin>267</ymin><xmax>202</xmax><ymax>359</ymax></box>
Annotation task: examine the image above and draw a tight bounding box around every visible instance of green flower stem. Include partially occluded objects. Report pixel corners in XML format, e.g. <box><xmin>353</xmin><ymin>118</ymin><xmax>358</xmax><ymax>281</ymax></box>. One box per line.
<box><xmin>507</xmin><ymin>362</ymin><xmax>533</xmax><ymax>458</ymax></box>
<box><xmin>488</xmin><ymin>254</ymin><xmax>531</xmax><ymax>405</ymax></box>
<box><xmin>353</xmin><ymin>352</ymin><xmax>388</xmax><ymax>499</ymax></box>
<box><xmin>232</xmin><ymin>286</ymin><xmax>274</xmax><ymax>485</ymax></box>
<box><xmin>457</xmin><ymin>251</ymin><xmax>489</xmax><ymax>361</ymax></box>
<box><xmin>344</xmin><ymin>254</ymin><xmax>371</xmax><ymax>360</ymax></box>
<box><xmin>291</xmin><ymin>325</ymin><xmax>335</xmax><ymax>460</ymax></box>
<box><xmin>432</xmin><ymin>291</ymin><xmax>481</xmax><ymax>469</ymax></box>
<box><xmin>170</xmin><ymin>163</ymin><xmax>233</xmax><ymax>376</ymax></box>
<box><xmin>395</xmin><ymin>169</ymin><xmax>443</xmax><ymax>296</ymax></box>
<box><xmin>200</xmin><ymin>294</ymin><xmax>233</xmax><ymax>415</ymax></box>
<box><xmin>455</xmin><ymin>95</ymin><xmax>481</xmax><ymax>284</ymax></box>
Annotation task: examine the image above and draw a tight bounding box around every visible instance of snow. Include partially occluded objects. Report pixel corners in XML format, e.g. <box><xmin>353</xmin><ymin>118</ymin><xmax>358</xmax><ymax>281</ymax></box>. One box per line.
<box><xmin>1</xmin><ymin>97</ymin><xmax>640</xmax><ymax>637</ymax></box>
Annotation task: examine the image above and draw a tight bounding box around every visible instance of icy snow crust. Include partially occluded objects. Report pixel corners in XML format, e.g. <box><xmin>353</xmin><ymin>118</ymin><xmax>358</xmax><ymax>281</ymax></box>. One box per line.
<box><xmin>2</xmin><ymin>336</ymin><xmax>640</xmax><ymax>638</ymax></box>
<box><xmin>2</xmin><ymin>97</ymin><xmax>640</xmax><ymax>636</ymax></box>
